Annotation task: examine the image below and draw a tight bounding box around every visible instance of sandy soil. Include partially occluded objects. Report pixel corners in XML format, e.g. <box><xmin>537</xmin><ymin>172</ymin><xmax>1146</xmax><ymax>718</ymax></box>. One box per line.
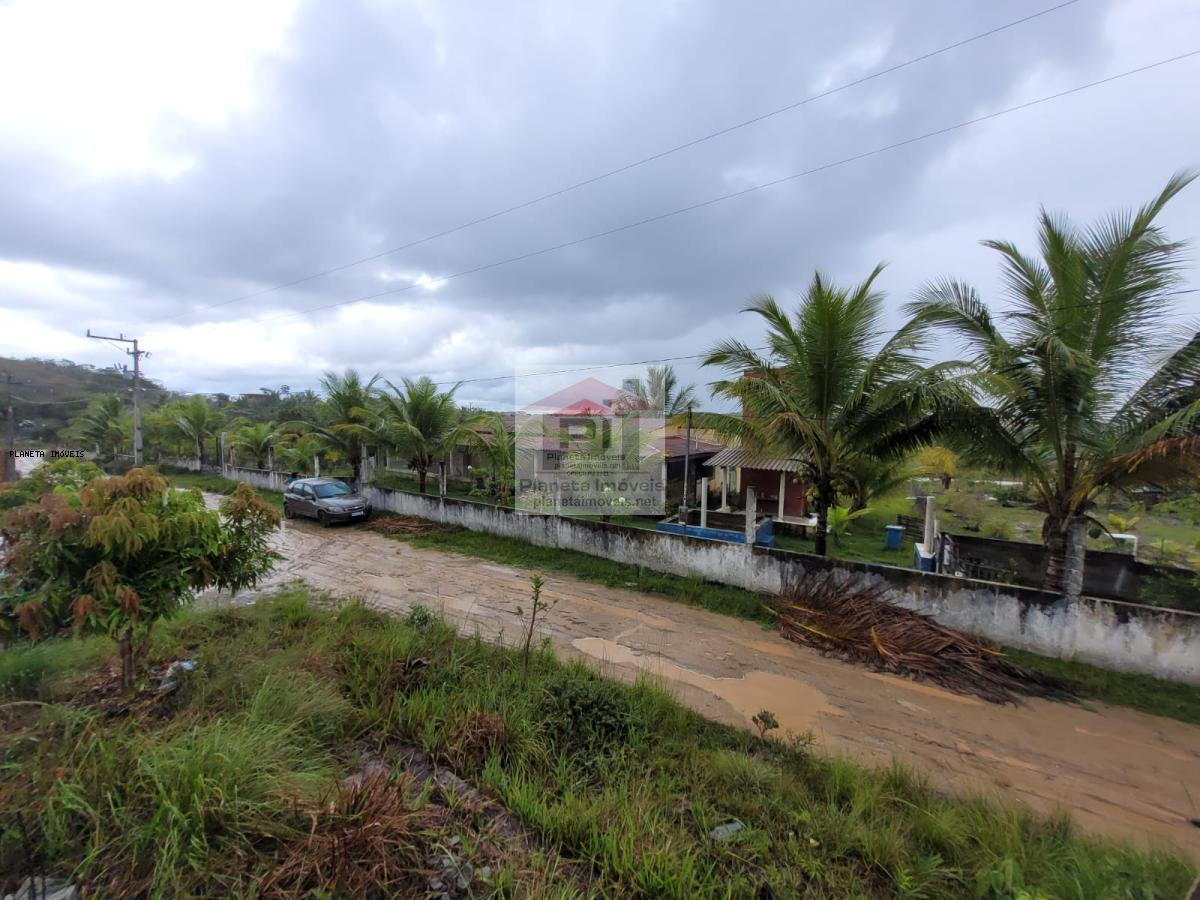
<box><xmin>247</xmin><ymin>512</ymin><xmax>1200</xmax><ymax>859</ymax></box>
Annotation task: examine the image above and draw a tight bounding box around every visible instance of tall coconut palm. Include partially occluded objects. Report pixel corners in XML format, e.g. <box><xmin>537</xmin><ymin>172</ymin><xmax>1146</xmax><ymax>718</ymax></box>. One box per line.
<box><xmin>699</xmin><ymin>266</ymin><xmax>957</xmax><ymax>556</ymax></box>
<box><xmin>171</xmin><ymin>396</ymin><xmax>220</xmax><ymax>467</ymax></box>
<box><xmin>625</xmin><ymin>365</ymin><xmax>698</xmax><ymax>417</ymax></box>
<box><xmin>375</xmin><ymin>377</ymin><xmax>460</xmax><ymax>493</ymax></box>
<box><xmin>231</xmin><ymin>421</ymin><xmax>276</xmax><ymax>469</ymax></box>
<box><xmin>283</xmin><ymin>370</ymin><xmax>381</xmax><ymax>488</ymax></box>
<box><xmin>70</xmin><ymin>394</ymin><xmax>129</xmax><ymax>460</ymax></box>
<box><xmin>908</xmin><ymin>172</ymin><xmax>1200</xmax><ymax>596</ymax></box>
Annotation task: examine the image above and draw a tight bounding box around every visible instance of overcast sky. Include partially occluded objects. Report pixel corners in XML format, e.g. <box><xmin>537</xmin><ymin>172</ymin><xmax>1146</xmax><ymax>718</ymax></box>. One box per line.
<box><xmin>1</xmin><ymin>0</ymin><xmax>1198</xmax><ymax>408</ymax></box>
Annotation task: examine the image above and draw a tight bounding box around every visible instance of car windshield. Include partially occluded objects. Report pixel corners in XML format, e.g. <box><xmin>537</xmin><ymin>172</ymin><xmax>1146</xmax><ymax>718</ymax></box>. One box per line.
<box><xmin>313</xmin><ymin>482</ymin><xmax>352</xmax><ymax>498</ymax></box>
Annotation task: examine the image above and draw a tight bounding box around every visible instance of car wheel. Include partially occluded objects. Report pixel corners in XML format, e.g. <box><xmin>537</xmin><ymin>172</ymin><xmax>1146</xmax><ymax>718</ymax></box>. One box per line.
<box><xmin>283</xmin><ymin>502</ymin><xmax>295</xmax><ymax>519</ymax></box>
<box><xmin>318</xmin><ymin>510</ymin><xmax>330</xmax><ymax>528</ymax></box>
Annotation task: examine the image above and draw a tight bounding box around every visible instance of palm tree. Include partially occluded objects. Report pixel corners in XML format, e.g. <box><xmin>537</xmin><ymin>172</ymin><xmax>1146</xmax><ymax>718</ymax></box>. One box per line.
<box><xmin>374</xmin><ymin>377</ymin><xmax>460</xmax><ymax>493</ymax></box>
<box><xmin>283</xmin><ymin>370</ymin><xmax>380</xmax><ymax>488</ymax></box>
<box><xmin>274</xmin><ymin>431</ymin><xmax>323</xmax><ymax>477</ymax></box>
<box><xmin>231</xmin><ymin>421</ymin><xmax>276</xmax><ymax>469</ymax></box>
<box><xmin>625</xmin><ymin>365</ymin><xmax>697</xmax><ymax>417</ymax></box>
<box><xmin>171</xmin><ymin>396</ymin><xmax>219</xmax><ymax>467</ymax></box>
<box><xmin>458</xmin><ymin>411</ymin><xmax>516</xmax><ymax>502</ymax></box>
<box><xmin>70</xmin><ymin>394</ymin><xmax>129</xmax><ymax>460</ymax></box>
<box><xmin>915</xmin><ymin>445</ymin><xmax>960</xmax><ymax>490</ymax></box>
<box><xmin>908</xmin><ymin>172</ymin><xmax>1200</xmax><ymax>596</ymax></box>
<box><xmin>699</xmin><ymin>266</ymin><xmax>955</xmax><ymax>556</ymax></box>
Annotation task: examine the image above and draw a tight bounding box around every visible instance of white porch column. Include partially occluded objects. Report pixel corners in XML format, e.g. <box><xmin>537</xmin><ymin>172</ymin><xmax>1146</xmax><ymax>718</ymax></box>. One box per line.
<box><xmin>700</xmin><ymin>477</ymin><xmax>709</xmax><ymax>528</ymax></box>
<box><xmin>777</xmin><ymin>471</ymin><xmax>786</xmax><ymax>519</ymax></box>
<box><xmin>720</xmin><ymin>467</ymin><xmax>729</xmax><ymax>510</ymax></box>
<box><xmin>744</xmin><ymin>486</ymin><xmax>757</xmax><ymax>544</ymax></box>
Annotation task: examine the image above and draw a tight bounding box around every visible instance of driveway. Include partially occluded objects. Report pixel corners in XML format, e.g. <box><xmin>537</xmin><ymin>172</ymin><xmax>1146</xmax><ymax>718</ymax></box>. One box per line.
<box><xmin>249</xmin><ymin>511</ymin><xmax>1200</xmax><ymax>859</ymax></box>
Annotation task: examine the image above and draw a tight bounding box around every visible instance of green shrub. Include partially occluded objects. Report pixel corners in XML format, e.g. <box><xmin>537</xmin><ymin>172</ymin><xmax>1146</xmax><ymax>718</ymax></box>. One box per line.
<box><xmin>537</xmin><ymin>667</ymin><xmax>637</xmax><ymax>758</ymax></box>
<box><xmin>403</xmin><ymin>603</ymin><xmax>436</xmax><ymax>632</ymax></box>
<box><xmin>981</xmin><ymin>517</ymin><xmax>1013</xmax><ymax>540</ymax></box>
<box><xmin>993</xmin><ymin>486</ymin><xmax>1032</xmax><ymax>506</ymax></box>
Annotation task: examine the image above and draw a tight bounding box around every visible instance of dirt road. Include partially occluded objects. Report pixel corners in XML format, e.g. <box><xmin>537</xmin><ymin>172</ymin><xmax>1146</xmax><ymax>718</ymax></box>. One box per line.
<box><xmin>254</xmin><ymin>513</ymin><xmax>1200</xmax><ymax>858</ymax></box>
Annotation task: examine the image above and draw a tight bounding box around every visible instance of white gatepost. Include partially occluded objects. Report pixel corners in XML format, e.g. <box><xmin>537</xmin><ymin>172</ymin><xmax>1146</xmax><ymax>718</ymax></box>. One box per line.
<box><xmin>744</xmin><ymin>486</ymin><xmax>757</xmax><ymax>545</ymax></box>
<box><xmin>700</xmin><ymin>477</ymin><xmax>709</xmax><ymax>528</ymax></box>
<box><xmin>313</xmin><ymin>455</ymin><xmax>320</xmax><ymax>477</ymax></box>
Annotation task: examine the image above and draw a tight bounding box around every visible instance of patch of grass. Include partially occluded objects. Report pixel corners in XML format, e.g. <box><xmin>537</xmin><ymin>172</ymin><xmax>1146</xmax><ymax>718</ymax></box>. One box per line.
<box><xmin>1</xmin><ymin>588</ymin><xmax>1194</xmax><ymax>897</ymax></box>
<box><xmin>403</xmin><ymin>526</ymin><xmax>773</xmax><ymax>623</ymax></box>
<box><xmin>0</xmin><ymin>636</ymin><xmax>111</xmax><ymax>700</ymax></box>
<box><xmin>1003</xmin><ymin>647</ymin><xmax>1200</xmax><ymax>725</ymax></box>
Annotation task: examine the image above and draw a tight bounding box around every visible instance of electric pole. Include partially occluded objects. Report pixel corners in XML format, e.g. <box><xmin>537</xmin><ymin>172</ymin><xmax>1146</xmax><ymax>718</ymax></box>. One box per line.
<box><xmin>679</xmin><ymin>405</ymin><xmax>693</xmax><ymax>528</ymax></box>
<box><xmin>86</xmin><ymin>331</ymin><xmax>147</xmax><ymax>466</ymax></box>
<box><xmin>2</xmin><ymin>371</ymin><xmax>14</xmax><ymax>482</ymax></box>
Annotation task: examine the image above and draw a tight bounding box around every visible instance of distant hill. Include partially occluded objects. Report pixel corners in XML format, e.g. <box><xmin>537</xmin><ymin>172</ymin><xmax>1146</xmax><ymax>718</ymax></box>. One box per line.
<box><xmin>1</xmin><ymin>356</ymin><xmax>170</xmax><ymax>444</ymax></box>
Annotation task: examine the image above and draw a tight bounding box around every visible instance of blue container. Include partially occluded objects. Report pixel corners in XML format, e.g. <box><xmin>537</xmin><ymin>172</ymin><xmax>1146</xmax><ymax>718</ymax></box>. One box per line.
<box><xmin>884</xmin><ymin>524</ymin><xmax>905</xmax><ymax>550</ymax></box>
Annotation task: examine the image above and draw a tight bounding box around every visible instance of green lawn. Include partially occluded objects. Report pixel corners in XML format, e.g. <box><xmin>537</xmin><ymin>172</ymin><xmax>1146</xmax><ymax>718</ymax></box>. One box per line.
<box><xmin>2</xmin><ymin>588</ymin><xmax>1192</xmax><ymax>898</ymax></box>
<box><xmin>775</xmin><ymin>492</ymin><xmax>916</xmax><ymax>568</ymax></box>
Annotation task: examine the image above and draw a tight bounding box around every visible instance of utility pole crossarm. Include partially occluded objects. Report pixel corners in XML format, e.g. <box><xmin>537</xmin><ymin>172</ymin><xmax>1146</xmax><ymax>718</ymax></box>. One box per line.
<box><xmin>85</xmin><ymin>330</ymin><xmax>147</xmax><ymax>467</ymax></box>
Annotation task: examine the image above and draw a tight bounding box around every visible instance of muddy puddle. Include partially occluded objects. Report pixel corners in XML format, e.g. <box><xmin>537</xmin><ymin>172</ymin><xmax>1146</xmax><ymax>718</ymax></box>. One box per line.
<box><xmin>572</xmin><ymin>637</ymin><xmax>841</xmax><ymax>735</ymax></box>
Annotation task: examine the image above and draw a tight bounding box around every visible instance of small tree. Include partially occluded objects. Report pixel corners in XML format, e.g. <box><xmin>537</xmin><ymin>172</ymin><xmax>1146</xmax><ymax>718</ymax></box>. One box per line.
<box><xmin>1</xmin><ymin>468</ymin><xmax>279</xmax><ymax>687</ymax></box>
<box><xmin>517</xmin><ymin>574</ymin><xmax>555</xmax><ymax>678</ymax></box>
<box><xmin>826</xmin><ymin>505</ymin><xmax>870</xmax><ymax>546</ymax></box>
<box><xmin>915</xmin><ymin>445</ymin><xmax>959</xmax><ymax>491</ymax></box>
<box><xmin>751</xmin><ymin>709</ymin><xmax>780</xmax><ymax>744</ymax></box>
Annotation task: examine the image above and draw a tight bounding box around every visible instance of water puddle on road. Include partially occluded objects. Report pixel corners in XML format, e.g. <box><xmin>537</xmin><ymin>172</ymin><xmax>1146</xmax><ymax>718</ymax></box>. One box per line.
<box><xmin>572</xmin><ymin>637</ymin><xmax>840</xmax><ymax>735</ymax></box>
<box><xmin>863</xmin><ymin>671</ymin><xmax>985</xmax><ymax>707</ymax></box>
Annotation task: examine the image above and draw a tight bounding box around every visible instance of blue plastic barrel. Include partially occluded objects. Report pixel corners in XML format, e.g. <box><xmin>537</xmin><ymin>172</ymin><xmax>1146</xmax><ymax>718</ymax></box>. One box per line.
<box><xmin>884</xmin><ymin>524</ymin><xmax>905</xmax><ymax>550</ymax></box>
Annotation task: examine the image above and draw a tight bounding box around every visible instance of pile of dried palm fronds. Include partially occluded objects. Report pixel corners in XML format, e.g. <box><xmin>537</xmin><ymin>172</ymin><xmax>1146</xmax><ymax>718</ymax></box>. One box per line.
<box><xmin>367</xmin><ymin>515</ymin><xmax>445</xmax><ymax>536</ymax></box>
<box><xmin>771</xmin><ymin>574</ymin><xmax>1073</xmax><ymax>704</ymax></box>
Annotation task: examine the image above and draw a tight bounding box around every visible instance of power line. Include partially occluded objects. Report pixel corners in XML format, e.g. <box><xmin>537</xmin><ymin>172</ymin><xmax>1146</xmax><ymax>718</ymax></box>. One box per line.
<box><xmin>437</xmin><ymin>298</ymin><xmax>1199</xmax><ymax>390</ymax></box>
<box><xmin>211</xmin><ymin>49</ymin><xmax>1200</xmax><ymax>331</ymax></box>
<box><xmin>432</xmin><ymin>348</ymin><xmax>772</xmax><ymax>388</ymax></box>
<box><xmin>11</xmin><ymin>395</ymin><xmax>95</xmax><ymax>406</ymax></box>
<box><xmin>160</xmin><ymin>0</ymin><xmax>1085</xmax><ymax>323</ymax></box>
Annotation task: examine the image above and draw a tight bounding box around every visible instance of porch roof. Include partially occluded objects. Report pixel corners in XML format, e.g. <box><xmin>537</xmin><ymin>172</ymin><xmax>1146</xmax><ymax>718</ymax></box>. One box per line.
<box><xmin>706</xmin><ymin>447</ymin><xmax>805</xmax><ymax>473</ymax></box>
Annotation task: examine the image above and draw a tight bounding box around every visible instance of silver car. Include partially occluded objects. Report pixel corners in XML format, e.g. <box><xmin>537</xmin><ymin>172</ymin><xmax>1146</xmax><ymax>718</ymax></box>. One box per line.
<box><xmin>283</xmin><ymin>477</ymin><xmax>372</xmax><ymax>526</ymax></box>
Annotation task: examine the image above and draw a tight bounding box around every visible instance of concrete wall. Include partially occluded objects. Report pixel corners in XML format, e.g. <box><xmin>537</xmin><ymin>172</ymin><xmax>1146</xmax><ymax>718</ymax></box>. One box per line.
<box><xmin>230</xmin><ymin>471</ymin><xmax>1200</xmax><ymax>684</ymax></box>
<box><xmin>225</xmin><ymin>465</ymin><xmax>287</xmax><ymax>492</ymax></box>
<box><xmin>155</xmin><ymin>455</ymin><xmax>201</xmax><ymax>472</ymax></box>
